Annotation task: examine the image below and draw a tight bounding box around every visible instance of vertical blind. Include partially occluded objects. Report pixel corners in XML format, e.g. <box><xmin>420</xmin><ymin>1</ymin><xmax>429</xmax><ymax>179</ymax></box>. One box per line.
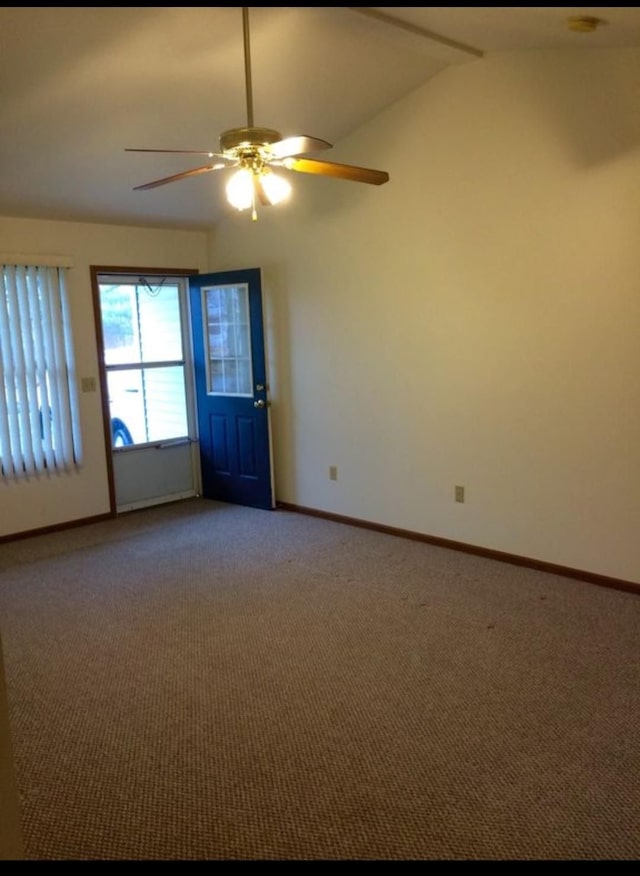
<box><xmin>0</xmin><ymin>264</ymin><xmax>82</xmax><ymax>477</ymax></box>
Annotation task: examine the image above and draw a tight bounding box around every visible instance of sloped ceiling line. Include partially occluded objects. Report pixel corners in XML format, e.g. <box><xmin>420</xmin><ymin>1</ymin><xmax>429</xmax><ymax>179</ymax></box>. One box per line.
<box><xmin>347</xmin><ymin>7</ymin><xmax>484</xmax><ymax>58</ymax></box>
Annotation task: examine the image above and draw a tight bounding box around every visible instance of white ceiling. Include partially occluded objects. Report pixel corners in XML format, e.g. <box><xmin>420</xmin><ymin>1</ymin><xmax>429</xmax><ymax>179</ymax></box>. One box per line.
<box><xmin>0</xmin><ymin>6</ymin><xmax>639</xmax><ymax>230</ymax></box>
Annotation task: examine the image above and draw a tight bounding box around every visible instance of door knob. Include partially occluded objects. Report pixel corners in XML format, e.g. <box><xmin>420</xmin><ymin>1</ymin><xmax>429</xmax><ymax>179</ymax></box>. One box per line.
<box><xmin>254</xmin><ymin>399</ymin><xmax>266</xmax><ymax>409</ymax></box>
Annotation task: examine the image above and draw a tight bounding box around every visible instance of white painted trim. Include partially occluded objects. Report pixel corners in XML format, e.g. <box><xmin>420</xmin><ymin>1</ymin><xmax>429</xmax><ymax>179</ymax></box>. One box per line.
<box><xmin>116</xmin><ymin>489</ymin><xmax>198</xmax><ymax>514</ymax></box>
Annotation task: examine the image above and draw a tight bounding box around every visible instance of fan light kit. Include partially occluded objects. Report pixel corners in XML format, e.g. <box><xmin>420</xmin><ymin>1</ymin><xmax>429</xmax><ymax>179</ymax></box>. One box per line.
<box><xmin>126</xmin><ymin>8</ymin><xmax>390</xmax><ymax>220</ymax></box>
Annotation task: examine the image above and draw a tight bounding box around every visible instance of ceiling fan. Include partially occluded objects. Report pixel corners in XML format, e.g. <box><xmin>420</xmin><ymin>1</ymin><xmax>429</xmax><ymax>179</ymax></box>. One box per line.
<box><xmin>126</xmin><ymin>7</ymin><xmax>390</xmax><ymax>220</ymax></box>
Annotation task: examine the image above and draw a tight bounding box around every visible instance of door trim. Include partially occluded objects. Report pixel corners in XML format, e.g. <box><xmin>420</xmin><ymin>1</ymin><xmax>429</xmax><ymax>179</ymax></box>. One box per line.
<box><xmin>90</xmin><ymin>266</ymin><xmax>199</xmax><ymax>515</ymax></box>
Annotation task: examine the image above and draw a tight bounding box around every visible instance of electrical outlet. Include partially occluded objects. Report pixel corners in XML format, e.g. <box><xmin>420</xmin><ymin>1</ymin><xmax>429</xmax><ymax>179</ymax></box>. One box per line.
<box><xmin>455</xmin><ymin>485</ymin><xmax>465</xmax><ymax>503</ymax></box>
<box><xmin>329</xmin><ymin>465</ymin><xmax>338</xmax><ymax>481</ymax></box>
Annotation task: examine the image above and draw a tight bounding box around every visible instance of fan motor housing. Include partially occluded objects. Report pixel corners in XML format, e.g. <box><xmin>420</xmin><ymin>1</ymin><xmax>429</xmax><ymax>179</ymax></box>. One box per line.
<box><xmin>220</xmin><ymin>127</ymin><xmax>282</xmax><ymax>154</ymax></box>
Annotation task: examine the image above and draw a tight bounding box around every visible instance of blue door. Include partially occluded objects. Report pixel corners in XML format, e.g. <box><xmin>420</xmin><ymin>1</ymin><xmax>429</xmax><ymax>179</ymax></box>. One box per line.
<box><xmin>189</xmin><ymin>268</ymin><xmax>274</xmax><ymax>509</ymax></box>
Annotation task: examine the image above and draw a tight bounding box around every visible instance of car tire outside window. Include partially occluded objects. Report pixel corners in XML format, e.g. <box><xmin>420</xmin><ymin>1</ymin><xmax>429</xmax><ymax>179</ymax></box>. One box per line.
<box><xmin>111</xmin><ymin>417</ymin><xmax>134</xmax><ymax>447</ymax></box>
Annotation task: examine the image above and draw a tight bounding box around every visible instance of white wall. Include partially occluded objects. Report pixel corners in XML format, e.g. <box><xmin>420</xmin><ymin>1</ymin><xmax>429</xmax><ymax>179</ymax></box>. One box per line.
<box><xmin>208</xmin><ymin>49</ymin><xmax>640</xmax><ymax>584</ymax></box>
<box><xmin>0</xmin><ymin>217</ymin><xmax>207</xmax><ymax>536</ymax></box>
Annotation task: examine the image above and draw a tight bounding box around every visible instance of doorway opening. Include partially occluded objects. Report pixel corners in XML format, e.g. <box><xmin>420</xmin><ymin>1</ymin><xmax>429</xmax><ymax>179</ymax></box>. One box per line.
<box><xmin>91</xmin><ymin>267</ymin><xmax>200</xmax><ymax>513</ymax></box>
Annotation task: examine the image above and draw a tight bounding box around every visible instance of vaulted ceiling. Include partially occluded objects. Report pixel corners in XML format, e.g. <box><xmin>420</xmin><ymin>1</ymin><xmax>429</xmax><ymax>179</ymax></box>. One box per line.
<box><xmin>1</xmin><ymin>7</ymin><xmax>638</xmax><ymax>230</ymax></box>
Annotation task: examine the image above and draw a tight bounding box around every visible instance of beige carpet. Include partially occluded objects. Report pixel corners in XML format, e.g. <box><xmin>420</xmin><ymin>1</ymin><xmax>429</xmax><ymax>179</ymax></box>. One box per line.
<box><xmin>0</xmin><ymin>631</ymin><xmax>23</xmax><ymax>860</ymax></box>
<box><xmin>0</xmin><ymin>498</ymin><xmax>638</xmax><ymax>860</ymax></box>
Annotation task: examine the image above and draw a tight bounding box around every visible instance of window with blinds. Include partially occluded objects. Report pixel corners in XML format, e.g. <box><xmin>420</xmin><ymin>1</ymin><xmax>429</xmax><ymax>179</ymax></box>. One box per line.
<box><xmin>0</xmin><ymin>263</ymin><xmax>82</xmax><ymax>478</ymax></box>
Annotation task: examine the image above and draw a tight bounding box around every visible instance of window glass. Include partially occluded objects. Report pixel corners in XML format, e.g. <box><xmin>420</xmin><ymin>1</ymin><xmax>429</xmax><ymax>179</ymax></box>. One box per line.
<box><xmin>99</xmin><ymin>280</ymin><xmax>189</xmax><ymax>448</ymax></box>
<box><xmin>204</xmin><ymin>284</ymin><xmax>252</xmax><ymax>396</ymax></box>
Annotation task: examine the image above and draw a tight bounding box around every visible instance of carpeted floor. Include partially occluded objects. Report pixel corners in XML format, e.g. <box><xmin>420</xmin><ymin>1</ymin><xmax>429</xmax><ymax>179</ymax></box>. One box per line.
<box><xmin>0</xmin><ymin>498</ymin><xmax>638</xmax><ymax>860</ymax></box>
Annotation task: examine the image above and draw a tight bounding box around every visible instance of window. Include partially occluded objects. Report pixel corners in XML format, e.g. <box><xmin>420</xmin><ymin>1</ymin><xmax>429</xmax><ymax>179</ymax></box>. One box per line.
<box><xmin>98</xmin><ymin>276</ymin><xmax>190</xmax><ymax>448</ymax></box>
<box><xmin>0</xmin><ymin>262</ymin><xmax>82</xmax><ymax>478</ymax></box>
<box><xmin>204</xmin><ymin>284</ymin><xmax>253</xmax><ymax>396</ymax></box>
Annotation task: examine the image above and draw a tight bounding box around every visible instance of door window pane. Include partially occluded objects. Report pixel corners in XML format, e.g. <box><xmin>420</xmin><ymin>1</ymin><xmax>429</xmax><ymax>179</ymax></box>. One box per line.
<box><xmin>203</xmin><ymin>284</ymin><xmax>252</xmax><ymax>396</ymax></box>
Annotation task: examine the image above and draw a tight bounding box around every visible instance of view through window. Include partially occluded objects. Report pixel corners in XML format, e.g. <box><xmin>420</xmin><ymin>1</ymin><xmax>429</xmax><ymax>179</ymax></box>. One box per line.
<box><xmin>98</xmin><ymin>276</ymin><xmax>190</xmax><ymax>448</ymax></box>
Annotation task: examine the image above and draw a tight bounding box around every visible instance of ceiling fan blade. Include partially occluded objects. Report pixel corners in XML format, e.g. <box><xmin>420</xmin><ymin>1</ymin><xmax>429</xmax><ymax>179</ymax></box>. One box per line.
<box><xmin>133</xmin><ymin>162</ymin><xmax>228</xmax><ymax>191</ymax></box>
<box><xmin>126</xmin><ymin>148</ymin><xmax>221</xmax><ymax>156</ymax></box>
<box><xmin>283</xmin><ymin>157</ymin><xmax>389</xmax><ymax>185</ymax></box>
<box><xmin>267</xmin><ymin>136</ymin><xmax>333</xmax><ymax>160</ymax></box>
